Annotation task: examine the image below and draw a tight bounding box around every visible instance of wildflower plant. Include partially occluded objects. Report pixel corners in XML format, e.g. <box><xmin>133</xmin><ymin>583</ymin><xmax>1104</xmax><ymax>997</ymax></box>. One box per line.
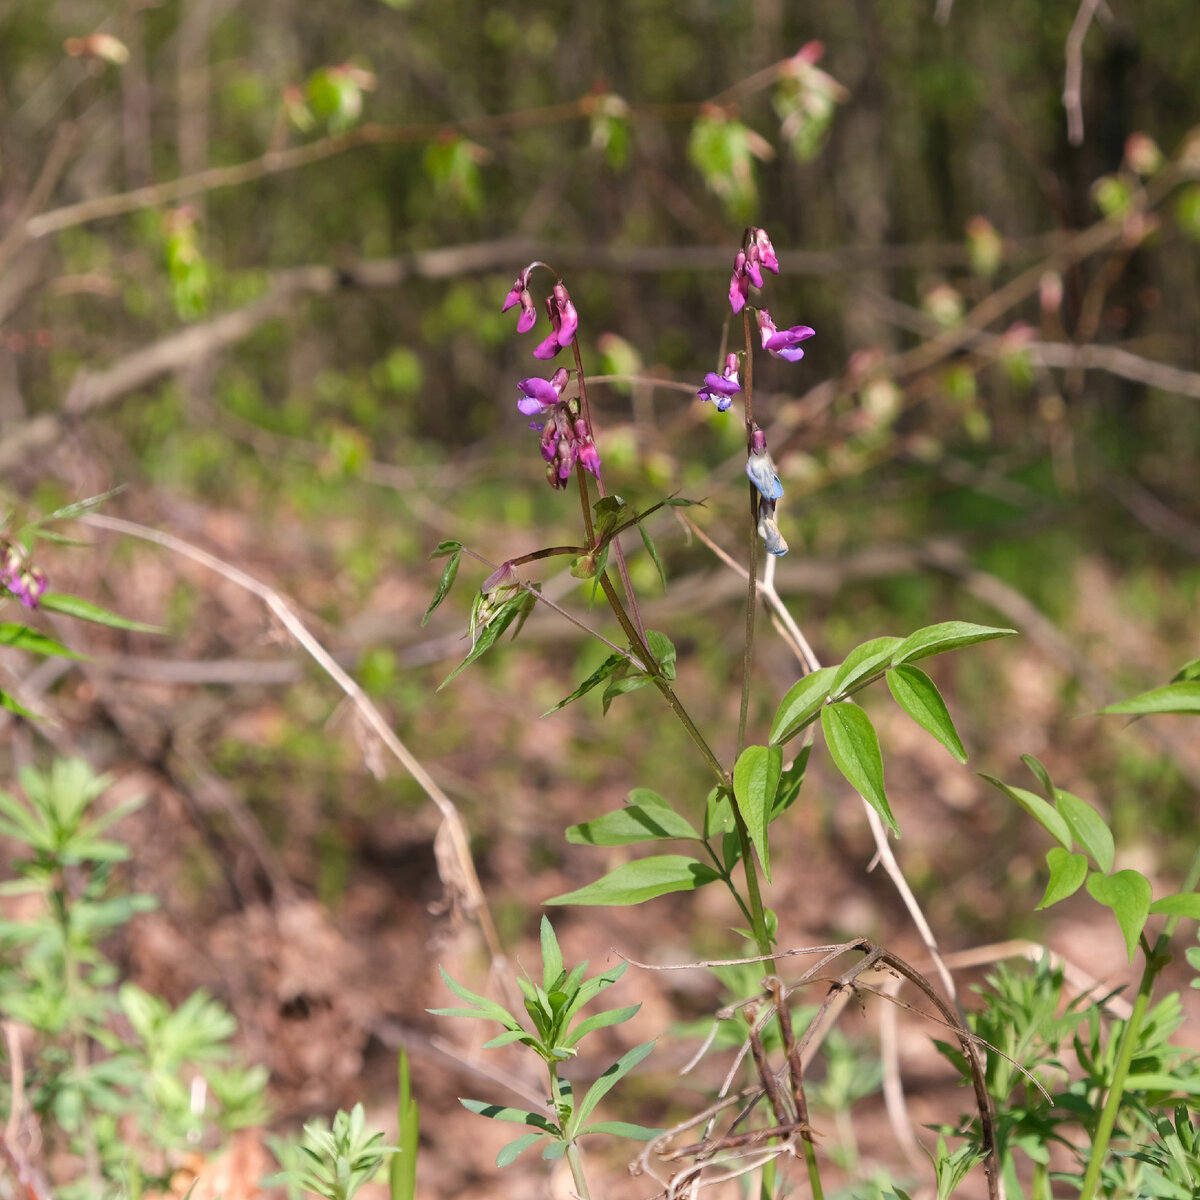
<box><xmin>424</xmin><ymin>229</ymin><xmax>1200</xmax><ymax>1198</ymax></box>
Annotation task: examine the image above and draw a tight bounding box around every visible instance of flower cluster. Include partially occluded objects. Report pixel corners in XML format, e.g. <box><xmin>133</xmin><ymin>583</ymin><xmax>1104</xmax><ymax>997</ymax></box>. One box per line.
<box><xmin>1</xmin><ymin>541</ymin><xmax>47</xmax><ymax>609</ymax></box>
<box><xmin>698</xmin><ymin>227</ymin><xmax>815</xmax><ymax>557</ymax></box>
<box><xmin>729</xmin><ymin>227</ymin><xmax>780</xmax><ymax>314</ymax></box>
<box><xmin>503</xmin><ymin>266</ymin><xmax>597</xmax><ymax>488</ymax></box>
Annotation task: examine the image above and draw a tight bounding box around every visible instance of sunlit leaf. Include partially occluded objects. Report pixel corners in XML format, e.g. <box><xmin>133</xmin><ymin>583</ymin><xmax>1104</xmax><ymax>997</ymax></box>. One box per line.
<box><xmin>829</xmin><ymin>636</ymin><xmax>902</xmax><ymax>698</ymax></box>
<box><xmin>770</xmin><ymin>665</ymin><xmax>837</xmax><ymax>744</ymax></box>
<box><xmin>1086</xmin><ymin>870</ymin><xmax>1152</xmax><ymax>961</ymax></box>
<box><xmin>890</xmin><ymin>621</ymin><xmax>1015</xmax><ymax>666</ymax></box>
<box><xmin>1097</xmin><ymin>681</ymin><xmax>1200</xmax><ymax>717</ymax></box>
<box><xmin>820</xmin><ymin>702</ymin><xmax>897</xmax><ymax>835</ymax></box>
<box><xmin>545</xmin><ymin>856</ymin><xmax>719</xmax><ymax>906</ymax></box>
<box><xmin>733</xmin><ymin>744</ymin><xmax>782</xmax><ymax>881</ymax></box>
<box><xmin>1038</xmin><ymin>847</ymin><xmax>1089</xmax><ymax>909</ymax></box>
<box><xmin>886</xmin><ymin>664</ymin><xmax>966</xmax><ymax>763</ymax></box>
<box><xmin>979</xmin><ymin>775</ymin><xmax>1071</xmax><ymax>850</ymax></box>
<box><xmin>1056</xmin><ymin>790</ymin><xmax>1114</xmax><ymax>873</ymax></box>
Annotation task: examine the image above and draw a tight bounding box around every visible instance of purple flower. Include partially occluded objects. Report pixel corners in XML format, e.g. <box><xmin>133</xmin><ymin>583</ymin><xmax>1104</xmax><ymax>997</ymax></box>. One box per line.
<box><xmin>517</xmin><ymin>367</ymin><xmax>570</xmax><ymax>415</ymax></box>
<box><xmin>750</xmin><ymin>227</ymin><xmax>780</xmax><ymax>276</ymax></box>
<box><xmin>501</xmin><ymin>267</ymin><xmax>537</xmax><ymax>333</ymax></box>
<box><xmin>729</xmin><ymin>250</ymin><xmax>750</xmax><ymax>314</ymax></box>
<box><xmin>533</xmin><ymin>282</ymin><xmax>579</xmax><ymax>360</ymax></box>
<box><xmin>698</xmin><ymin>353</ymin><xmax>741</xmax><ymax>412</ymax></box>
<box><xmin>757</xmin><ymin>310</ymin><xmax>815</xmax><ymax>363</ymax></box>
<box><xmin>0</xmin><ymin>541</ymin><xmax>46</xmax><ymax>609</ymax></box>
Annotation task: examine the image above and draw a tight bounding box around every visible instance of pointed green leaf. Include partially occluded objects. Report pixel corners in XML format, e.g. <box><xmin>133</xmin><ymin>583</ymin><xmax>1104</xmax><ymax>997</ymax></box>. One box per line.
<box><xmin>1056</xmin><ymin>790</ymin><xmax>1114</xmax><ymax>872</ymax></box>
<box><xmin>540</xmin><ymin>917</ymin><xmax>564</xmax><ymax>992</ymax></box>
<box><xmin>573</xmin><ymin>1040</ymin><xmax>655</xmax><ymax>1128</ymax></box>
<box><xmin>544</xmin><ymin>653</ymin><xmax>625</xmax><ymax>716</ymax></box>
<box><xmin>821</xmin><ymin>702</ymin><xmax>898</xmax><ymax>835</ymax></box>
<box><xmin>38</xmin><ymin>593</ymin><xmax>162</xmax><ymax>633</ymax></box>
<box><xmin>979</xmin><ymin>776</ymin><xmax>1072</xmax><ymax>850</ymax></box>
<box><xmin>422</xmin><ymin>546</ymin><xmax>462</xmax><ymax>625</ymax></box>
<box><xmin>1097</xmin><ymin>681</ymin><xmax>1200</xmax><ymax>716</ymax></box>
<box><xmin>566</xmin><ymin>794</ymin><xmax>698</xmax><ymax>846</ymax></box>
<box><xmin>580</xmin><ymin>1120</ymin><xmax>664</xmax><ymax>1140</ymax></box>
<box><xmin>890</xmin><ymin>621</ymin><xmax>1016</xmax><ymax>666</ymax></box>
<box><xmin>638</xmin><ymin>523</ymin><xmax>667</xmax><ymax>591</ymax></box>
<box><xmin>645</xmin><ymin>630</ymin><xmax>676</xmax><ymax>681</ymax></box>
<box><xmin>459</xmin><ymin>1099</ymin><xmax>558</xmax><ymax>1131</ymax></box>
<box><xmin>545</xmin><ymin>856</ymin><xmax>719</xmax><ymax>906</ymax></box>
<box><xmin>704</xmin><ymin>788</ymin><xmax>735</xmax><ymax>837</ymax></box>
<box><xmin>390</xmin><ymin>1049</ymin><xmax>419</xmax><ymax>1200</ymax></box>
<box><xmin>1148</xmin><ymin>892</ymin><xmax>1200</xmax><ymax>920</ymax></box>
<box><xmin>481</xmin><ymin>1029</ymin><xmax>534</xmax><ymax>1049</ymax></box>
<box><xmin>830</xmin><ymin>636</ymin><xmax>903</xmax><ymax>698</ymax></box>
<box><xmin>1021</xmin><ymin>753</ymin><xmax>1055</xmax><ymax>800</ymax></box>
<box><xmin>770</xmin><ymin>665</ymin><xmax>837</xmax><ymax>744</ymax></box>
<box><xmin>1171</xmin><ymin>657</ymin><xmax>1200</xmax><ymax>683</ymax></box>
<box><xmin>886</xmin><ymin>665</ymin><xmax>967</xmax><ymax>763</ymax></box>
<box><xmin>1086</xmin><ymin>870</ymin><xmax>1152</xmax><ymax>960</ymax></box>
<box><xmin>0</xmin><ymin>624</ymin><xmax>87</xmax><ymax>660</ymax></box>
<box><xmin>496</xmin><ymin>1132</ymin><xmax>547</xmax><ymax>1168</ymax></box>
<box><xmin>733</xmin><ymin>744</ymin><xmax>782</xmax><ymax>881</ymax></box>
<box><xmin>563</xmin><ymin>1004</ymin><xmax>641</xmax><ymax>1047</ymax></box>
<box><xmin>1038</xmin><ymin>848</ymin><xmax>1089</xmax><ymax>909</ymax></box>
<box><xmin>0</xmin><ymin>690</ymin><xmax>39</xmax><ymax>720</ymax></box>
<box><xmin>431</xmin><ymin>967</ymin><xmax>520</xmax><ymax>1027</ymax></box>
<box><xmin>771</xmin><ymin>745</ymin><xmax>811</xmax><ymax>819</ymax></box>
<box><xmin>439</xmin><ymin>592</ymin><xmax>533</xmax><ymax>689</ymax></box>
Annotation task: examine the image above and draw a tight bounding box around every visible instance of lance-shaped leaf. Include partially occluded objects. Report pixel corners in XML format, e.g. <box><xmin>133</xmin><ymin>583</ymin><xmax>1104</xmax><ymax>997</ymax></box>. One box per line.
<box><xmin>496</xmin><ymin>1132</ymin><xmax>550</xmax><ymax>1168</ymax></box>
<box><xmin>460</xmin><ymin>1099</ymin><xmax>559</xmax><ymax>1132</ymax></box>
<box><xmin>540</xmin><ymin>916</ymin><xmax>564</xmax><ymax>991</ymax></box>
<box><xmin>546</xmin><ymin>856</ymin><xmax>719</xmax><ymax>906</ymax></box>
<box><xmin>429</xmin><ymin>966</ymin><xmax>521</xmax><ymax>1027</ymax></box>
<box><xmin>1038</xmin><ymin>847</ymin><xmax>1089</xmax><ymax>909</ymax></box>
<box><xmin>979</xmin><ymin>775</ymin><xmax>1071</xmax><ymax>850</ymax></box>
<box><xmin>0</xmin><ymin>625</ymin><xmax>87</xmax><ymax>660</ymax></box>
<box><xmin>886</xmin><ymin>664</ymin><xmax>966</xmax><ymax>763</ymax></box>
<box><xmin>1086</xmin><ymin>870</ymin><xmax>1152</xmax><ymax>961</ymax></box>
<box><xmin>770</xmin><ymin>665</ymin><xmax>837</xmax><ymax>744</ymax></box>
<box><xmin>821</xmin><ymin>702</ymin><xmax>898</xmax><ymax>835</ymax></box>
<box><xmin>733</xmin><ymin>744</ymin><xmax>783</xmax><ymax>881</ymax></box>
<box><xmin>1097</xmin><ymin>681</ymin><xmax>1200</xmax><ymax>717</ymax></box>
<box><xmin>39</xmin><ymin>592</ymin><xmax>162</xmax><ymax>633</ymax></box>
<box><xmin>580</xmin><ymin>1120</ymin><xmax>664</xmax><ymax>1140</ymax></box>
<box><xmin>563</xmin><ymin>1003</ymin><xmax>641</xmax><ymax>1047</ymax></box>
<box><xmin>545</xmin><ymin>652</ymin><xmax>625</xmax><ymax>716</ymax></box>
<box><xmin>566</xmin><ymin>790</ymin><xmax>698</xmax><ymax>846</ymax></box>
<box><xmin>830</xmin><ymin>636</ymin><xmax>902</xmax><ymax>698</ymax></box>
<box><xmin>890</xmin><ymin>621</ymin><xmax>1016</xmax><ymax>666</ymax></box>
<box><xmin>573</xmin><ymin>1040</ymin><xmax>655</xmax><ymax>1129</ymax></box>
<box><xmin>1056</xmin><ymin>790</ymin><xmax>1114</xmax><ymax>873</ymax></box>
<box><xmin>422</xmin><ymin>541</ymin><xmax>462</xmax><ymax>624</ymax></box>
<box><xmin>440</xmin><ymin>591</ymin><xmax>534</xmax><ymax>689</ymax></box>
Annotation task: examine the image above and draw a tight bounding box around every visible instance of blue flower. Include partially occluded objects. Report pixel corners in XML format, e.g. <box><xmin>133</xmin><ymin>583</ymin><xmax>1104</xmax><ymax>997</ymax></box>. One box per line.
<box><xmin>746</xmin><ymin>452</ymin><xmax>783</xmax><ymax>502</ymax></box>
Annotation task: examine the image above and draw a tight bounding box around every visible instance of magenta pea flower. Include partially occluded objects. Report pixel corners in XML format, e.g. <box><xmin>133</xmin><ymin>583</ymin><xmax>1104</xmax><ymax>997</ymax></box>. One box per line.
<box><xmin>501</xmin><ymin>266</ymin><xmax>537</xmax><ymax>333</ymax></box>
<box><xmin>698</xmin><ymin>353</ymin><xmax>741</xmax><ymax>412</ymax></box>
<box><xmin>729</xmin><ymin>227</ymin><xmax>781</xmax><ymax>313</ymax></box>
<box><xmin>0</xmin><ymin>541</ymin><xmax>47</xmax><ymax>609</ymax></box>
<box><xmin>729</xmin><ymin>250</ymin><xmax>751</xmax><ymax>313</ymax></box>
<box><xmin>756</xmin><ymin>310</ymin><xmax>815</xmax><ymax>363</ymax></box>
<box><xmin>533</xmin><ymin>282</ymin><xmax>579</xmax><ymax>360</ymax></box>
<box><xmin>517</xmin><ymin>367</ymin><xmax>570</xmax><ymax>415</ymax></box>
<box><xmin>750</xmin><ymin>226</ymin><xmax>779</xmax><ymax>276</ymax></box>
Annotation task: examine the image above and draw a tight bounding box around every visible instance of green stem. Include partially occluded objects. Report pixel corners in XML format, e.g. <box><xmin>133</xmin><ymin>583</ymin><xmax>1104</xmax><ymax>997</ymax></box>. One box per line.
<box><xmin>565</xmin><ymin>1142</ymin><xmax>592</xmax><ymax>1200</ymax></box>
<box><xmin>1078</xmin><ymin>940</ymin><xmax>1168</xmax><ymax>1200</ymax></box>
<box><xmin>701</xmin><ymin>837</ymin><xmax>756</xmax><ymax>929</ymax></box>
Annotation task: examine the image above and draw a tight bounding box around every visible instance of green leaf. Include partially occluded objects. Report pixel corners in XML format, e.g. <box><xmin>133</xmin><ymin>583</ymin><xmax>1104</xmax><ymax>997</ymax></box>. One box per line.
<box><xmin>430</xmin><ymin>967</ymin><xmax>520</xmax><ymax>1027</ymax></box>
<box><xmin>1097</xmin><ymin>681</ymin><xmax>1200</xmax><ymax>716</ymax></box>
<box><xmin>770</xmin><ymin>665</ymin><xmax>837</xmax><ymax>744</ymax></box>
<box><xmin>545</xmin><ymin>856</ymin><xmax>719</xmax><ymax>907</ymax></box>
<box><xmin>704</xmin><ymin>788</ymin><xmax>735</xmax><ymax>837</ymax></box>
<box><xmin>566</xmin><ymin>791</ymin><xmax>698</xmax><ymax>846</ymax></box>
<box><xmin>890</xmin><ymin>621</ymin><xmax>1016</xmax><ymax>666</ymax></box>
<box><xmin>820</xmin><ymin>702</ymin><xmax>897</xmax><ymax>835</ymax></box>
<box><xmin>733</xmin><ymin>744</ymin><xmax>783</xmax><ymax>882</ymax></box>
<box><xmin>886</xmin><ymin>665</ymin><xmax>967</xmax><ymax>763</ymax></box>
<box><xmin>1148</xmin><ymin>892</ymin><xmax>1200</xmax><ymax>920</ymax></box>
<box><xmin>580</xmin><ymin>1120</ymin><xmax>664</xmax><ymax>1140</ymax></box>
<box><xmin>563</xmin><ymin>1004</ymin><xmax>641</xmax><ymax>1047</ymax></box>
<box><xmin>38</xmin><ymin>592</ymin><xmax>162</xmax><ymax>633</ymax></box>
<box><xmin>1086</xmin><ymin>870</ymin><xmax>1152</xmax><ymax>961</ymax></box>
<box><xmin>422</xmin><ymin>546</ymin><xmax>462</xmax><ymax>625</ymax></box>
<box><xmin>573</xmin><ymin>1040</ymin><xmax>655</xmax><ymax>1128</ymax></box>
<box><xmin>0</xmin><ymin>624</ymin><xmax>87</xmax><ymax>660</ymax></box>
<box><xmin>979</xmin><ymin>776</ymin><xmax>1072</xmax><ymax>850</ymax></box>
<box><xmin>496</xmin><ymin>1132</ymin><xmax>547</xmax><ymax>1168</ymax></box>
<box><xmin>439</xmin><ymin>592</ymin><xmax>533</xmax><ymax>689</ymax></box>
<box><xmin>540</xmin><ymin>917</ymin><xmax>564</xmax><ymax>992</ymax></box>
<box><xmin>638</xmin><ymin>523</ymin><xmax>666</xmax><ymax>590</ymax></box>
<box><xmin>481</xmin><ymin>1029</ymin><xmax>534</xmax><ymax>1049</ymax></box>
<box><xmin>829</xmin><ymin>636</ymin><xmax>902</xmax><ymax>698</ymax></box>
<box><xmin>1171</xmin><ymin>657</ymin><xmax>1200</xmax><ymax>683</ymax></box>
<box><xmin>1021</xmin><ymin>753</ymin><xmax>1055</xmax><ymax>800</ymax></box>
<box><xmin>544</xmin><ymin>653</ymin><xmax>624</xmax><ymax>716</ymax></box>
<box><xmin>1038</xmin><ymin>848</ymin><xmax>1089</xmax><ymax>909</ymax></box>
<box><xmin>772</xmin><ymin>745</ymin><xmax>811</xmax><ymax>819</ymax></box>
<box><xmin>645</xmin><ymin>630</ymin><xmax>676</xmax><ymax>681</ymax></box>
<box><xmin>0</xmin><ymin>690</ymin><xmax>38</xmax><ymax>720</ymax></box>
<box><xmin>390</xmin><ymin>1050</ymin><xmax>419</xmax><ymax>1200</ymax></box>
<box><xmin>459</xmin><ymin>1100</ymin><xmax>558</xmax><ymax>1132</ymax></box>
<box><xmin>1056</xmin><ymin>790</ymin><xmax>1115</xmax><ymax>872</ymax></box>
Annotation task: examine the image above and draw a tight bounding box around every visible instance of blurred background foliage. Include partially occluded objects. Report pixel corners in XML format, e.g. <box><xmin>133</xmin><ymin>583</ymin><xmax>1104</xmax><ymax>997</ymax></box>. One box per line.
<box><xmin>1</xmin><ymin>0</ymin><xmax>1199</xmax><ymax>1193</ymax></box>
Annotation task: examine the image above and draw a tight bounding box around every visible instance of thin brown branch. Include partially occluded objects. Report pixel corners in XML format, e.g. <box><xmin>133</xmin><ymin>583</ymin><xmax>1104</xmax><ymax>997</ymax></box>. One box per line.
<box><xmin>1063</xmin><ymin>0</ymin><xmax>1104</xmax><ymax>146</ymax></box>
